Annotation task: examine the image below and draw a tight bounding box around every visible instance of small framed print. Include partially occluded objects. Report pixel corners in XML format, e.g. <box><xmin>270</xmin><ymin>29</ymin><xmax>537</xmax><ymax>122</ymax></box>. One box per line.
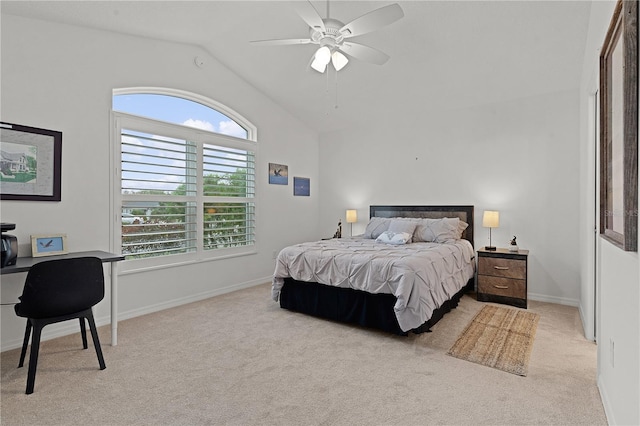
<box><xmin>31</xmin><ymin>234</ymin><xmax>68</xmax><ymax>257</ymax></box>
<box><xmin>268</xmin><ymin>163</ymin><xmax>288</xmax><ymax>185</ymax></box>
<box><xmin>293</xmin><ymin>177</ymin><xmax>310</xmax><ymax>196</ymax></box>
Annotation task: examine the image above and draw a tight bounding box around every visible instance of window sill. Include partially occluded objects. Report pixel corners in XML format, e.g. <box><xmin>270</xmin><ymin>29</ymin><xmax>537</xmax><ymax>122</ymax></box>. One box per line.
<box><xmin>118</xmin><ymin>248</ymin><xmax>257</xmax><ymax>276</ymax></box>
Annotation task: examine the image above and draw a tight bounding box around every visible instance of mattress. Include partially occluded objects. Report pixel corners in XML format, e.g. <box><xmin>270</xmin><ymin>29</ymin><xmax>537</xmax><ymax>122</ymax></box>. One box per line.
<box><xmin>272</xmin><ymin>237</ymin><xmax>476</xmax><ymax>331</ymax></box>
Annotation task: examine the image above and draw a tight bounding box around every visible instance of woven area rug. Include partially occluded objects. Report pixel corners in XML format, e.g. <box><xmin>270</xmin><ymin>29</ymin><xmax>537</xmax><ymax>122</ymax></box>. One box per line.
<box><xmin>447</xmin><ymin>305</ymin><xmax>540</xmax><ymax>376</ymax></box>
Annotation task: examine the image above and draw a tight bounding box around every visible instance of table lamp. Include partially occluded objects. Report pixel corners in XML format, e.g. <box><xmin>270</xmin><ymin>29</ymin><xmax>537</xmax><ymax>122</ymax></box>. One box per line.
<box><xmin>346</xmin><ymin>209</ymin><xmax>357</xmax><ymax>237</ymax></box>
<box><xmin>482</xmin><ymin>210</ymin><xmax>499</xmax><ymax>251</ymax></box>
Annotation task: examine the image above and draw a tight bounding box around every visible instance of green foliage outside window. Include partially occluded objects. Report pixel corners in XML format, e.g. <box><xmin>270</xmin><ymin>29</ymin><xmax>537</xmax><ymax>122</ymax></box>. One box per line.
<box><xmin>122</xmin><ymin>168</ymin><xmax>254</xmax><ymax>258</ymax></box>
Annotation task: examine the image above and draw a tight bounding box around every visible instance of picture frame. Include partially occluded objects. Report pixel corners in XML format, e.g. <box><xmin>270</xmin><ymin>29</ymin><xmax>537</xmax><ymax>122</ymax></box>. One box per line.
<box><xmin>0</xmin><ymin>122</ymin><xmax>62</xmax><ymax>201</ymax></box>
<box><xmin>293</xmin><ymin>177</ymin><xmax>310</xmax><ymax>196</ymax></box>
<box><xmin>268</xmin><ymin>163</ymin><xmax>288</xmax><ymax>185</ymax></box>
<box><xmin>31</xmin><ymin>234</ymin><xmax>68</xmax><ymax>257</ymax></box>
<box><xmin>599</xmin><ymin>0</ymin><xmax>638</xmax><ymax>252</ymax></box>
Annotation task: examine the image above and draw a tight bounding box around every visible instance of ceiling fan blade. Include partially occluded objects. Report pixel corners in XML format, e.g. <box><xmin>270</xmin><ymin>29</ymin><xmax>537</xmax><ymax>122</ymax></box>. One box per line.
<box><xmin>250</xmin><ymin>38</ymin><xmax>312</xmax><ymax>46</ymax></box>
<box><xmin>339</xmin><ymin>3</ymin><xmax>404</xmax><ymax>38</ymax></box>
<box><xmin>296</xmin><ymin>0</ymin><xmax>326</xmax><ymax>32</ymax></box>
<box><xmin>339</xmin><ymin>42</ymin><xmax>390</xmax><ymax>65</ymax></box>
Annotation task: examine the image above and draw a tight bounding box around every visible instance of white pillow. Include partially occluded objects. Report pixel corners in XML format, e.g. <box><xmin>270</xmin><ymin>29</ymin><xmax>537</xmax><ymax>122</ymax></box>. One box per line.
<box><xmin>414</xmin><ymin>217</ymin><xmax>461</xmax><ymax>243</ymax></box>
<box><xmin>376</xmin><ymin>231</ymin><xmax>412</xmax><ymax>245</ymax></box>
<box><xmin>363</xmin><ymin>217</ymin><xmax>391</xmax><ymax>239</ymax></box>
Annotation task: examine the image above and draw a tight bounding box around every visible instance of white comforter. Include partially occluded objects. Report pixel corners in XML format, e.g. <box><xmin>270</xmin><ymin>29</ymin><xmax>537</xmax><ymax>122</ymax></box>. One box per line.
<box><xmin>272</xmin><ymin>238</ymin><xmax>476</xmax><ymax>331</ymax></box>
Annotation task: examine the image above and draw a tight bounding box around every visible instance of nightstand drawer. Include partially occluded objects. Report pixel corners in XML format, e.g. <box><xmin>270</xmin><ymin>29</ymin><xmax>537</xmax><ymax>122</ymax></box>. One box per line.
<box><xmin>478</xmin><ymin>257</ymin><xmax>526</xmax><ymax>279</ymax></box>
<box><xmin>478</xmin><ymin>276</ymin><xmax>526</xmax><ymax>299</ymax></box>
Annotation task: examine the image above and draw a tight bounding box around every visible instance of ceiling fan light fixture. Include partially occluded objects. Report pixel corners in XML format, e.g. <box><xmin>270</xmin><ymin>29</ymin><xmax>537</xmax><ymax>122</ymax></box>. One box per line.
<box><xmin>311</xmin><ymin>46</ymin><xmax>331</xmax><ymax>73</ymax></box>
<box><xmin>316</xmin><ymin>46</ymin><xmax>331</xmax><ymax>64</ymax></box>
<box><xmin>310</xmin><ymin>57</ymin><xmax>327</xmax><ymax>73</ymax></box>
<box><xmin>331</xmin><ymin>50</ymin><xmax>348</xmax><ymax>71</ymax></box>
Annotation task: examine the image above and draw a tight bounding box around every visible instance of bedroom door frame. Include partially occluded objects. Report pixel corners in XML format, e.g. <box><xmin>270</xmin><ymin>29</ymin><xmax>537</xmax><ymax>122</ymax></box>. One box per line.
<box><xmin>582</xmin><ymin>85</ymin><xmax>599</xmax><ymax>343</ymax></box>
<box><xmin>592</xmin><ymin>88</ymin><xmax>600</xmax><ymax>343</ymax></box>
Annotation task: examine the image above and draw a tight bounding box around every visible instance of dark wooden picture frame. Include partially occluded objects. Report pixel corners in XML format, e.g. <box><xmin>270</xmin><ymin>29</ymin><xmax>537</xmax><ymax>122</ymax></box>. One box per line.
<box><xmin>599</xmin><ymin>0</ymin><xmax>638</xmax><ymax>251</ymax></box>
<box><xmin>0</xmin><ymin>122</ymin><xmax>62</xmax><ymax>201</ymax></box>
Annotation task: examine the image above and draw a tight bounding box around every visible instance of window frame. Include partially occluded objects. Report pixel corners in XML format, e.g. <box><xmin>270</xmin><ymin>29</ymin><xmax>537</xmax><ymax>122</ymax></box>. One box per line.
<box><xmin>110</xmin><ymin>88</ymin><xmax>258</xmax><ymax>272</ymax></box>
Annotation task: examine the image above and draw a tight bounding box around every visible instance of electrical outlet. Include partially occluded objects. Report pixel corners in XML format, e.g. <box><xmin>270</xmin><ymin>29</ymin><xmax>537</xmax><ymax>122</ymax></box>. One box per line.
<box><xmin>610</xmin><ymin>338</ymin><xmax>615</xmax><ymax>367</ymax></box>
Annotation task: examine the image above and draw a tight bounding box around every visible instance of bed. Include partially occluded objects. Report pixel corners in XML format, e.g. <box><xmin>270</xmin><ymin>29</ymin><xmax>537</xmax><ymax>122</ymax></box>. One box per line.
<box><xmin>271</xmin><ymin>205</ymin><xmax>476</xmax><ymax>335</ymax></box>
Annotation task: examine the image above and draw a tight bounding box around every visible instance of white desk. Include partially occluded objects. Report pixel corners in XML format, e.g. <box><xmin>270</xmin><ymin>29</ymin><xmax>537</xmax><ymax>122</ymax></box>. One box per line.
<box><xmin>1</xmin><ymin>250</ymin><xmax>125</xmax><ymax>345</ymax></box>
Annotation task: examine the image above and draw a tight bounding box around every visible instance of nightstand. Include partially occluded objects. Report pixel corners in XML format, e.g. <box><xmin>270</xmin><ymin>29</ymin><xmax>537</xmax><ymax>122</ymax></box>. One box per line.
<box><xmin>476</xmin><ymin>248</ymin><xmax>529</xmax><ymax>308</ymax></box>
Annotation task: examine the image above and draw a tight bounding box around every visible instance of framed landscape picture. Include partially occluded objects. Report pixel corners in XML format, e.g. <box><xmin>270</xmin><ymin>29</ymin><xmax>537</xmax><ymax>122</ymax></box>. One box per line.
<box><xmin>0</xmin><ymin>122</ymin><xmax>62</xmax><ymax>201</ymax></box>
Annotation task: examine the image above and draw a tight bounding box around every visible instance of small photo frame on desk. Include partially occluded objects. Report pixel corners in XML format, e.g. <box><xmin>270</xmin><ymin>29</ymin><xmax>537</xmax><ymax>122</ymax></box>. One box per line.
<box><xmin>31</xmin><ymin>234</ymin><xmax>67</xmax><ymax>257</ymax></box>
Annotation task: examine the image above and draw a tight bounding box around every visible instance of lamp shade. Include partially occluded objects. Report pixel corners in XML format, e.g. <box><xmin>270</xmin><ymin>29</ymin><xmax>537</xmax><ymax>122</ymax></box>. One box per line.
<box><xmin>346</xmin><ymin>209</ymin><xmax>357</xmax><ymax>223</ymax></box>
<box><xmin>331</xmin><ymin>51</ymin><xmax>349</xmax><ymax>71</ymax></box>
<box><xmin>311</xmin><ymin>46</ymin><xmax>331</xmax><ymax>73</ymax></box>
<box><xmin>482</xmin><ymin>210</ymin><xmax>500</xmax><ymax>228</ymax></box>
<box><xmin>310</xmin><ymin>57</ymin><xmax>327</xmax><ymax>73</ymax></box>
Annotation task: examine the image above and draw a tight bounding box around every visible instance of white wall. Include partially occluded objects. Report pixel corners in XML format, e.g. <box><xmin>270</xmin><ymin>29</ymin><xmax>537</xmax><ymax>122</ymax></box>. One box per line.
<box><xmin>578</xmin><ymin>1</ymin><xmax>640</xmax><ymax>424</ymax></box>
<box><xmin>0</xmin><ymin>15</ymin><xmax>321</xmax><ymax>351</ymax></box>
<box><xmin>319</xmin><ymin>88</ymin><xmax>582</xmax><ymax>306</ymax></box>
<box><xmin>597</xmin><ymin>241</ymin><xmax>640</xmax><ymax>424</ymax></box>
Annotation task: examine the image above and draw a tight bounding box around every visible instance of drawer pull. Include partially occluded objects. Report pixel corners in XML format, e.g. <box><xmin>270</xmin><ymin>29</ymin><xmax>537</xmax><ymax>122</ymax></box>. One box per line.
<box><xmin>494</xmin><ymin>266</ymin><xmax>509</xmax><ymax>270</ymax></box>
<box><xmin>493</xmin><ymin>285</ymin><xmax>509</xmax><ymax>289</ymax></box>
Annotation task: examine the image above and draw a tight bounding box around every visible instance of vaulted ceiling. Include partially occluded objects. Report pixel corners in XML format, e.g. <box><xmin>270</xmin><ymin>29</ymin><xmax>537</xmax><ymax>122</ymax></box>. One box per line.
<box><xmin>2</xmin><ymin>1</ymin><xmax>592</xmax><ymax>133</ymax></box>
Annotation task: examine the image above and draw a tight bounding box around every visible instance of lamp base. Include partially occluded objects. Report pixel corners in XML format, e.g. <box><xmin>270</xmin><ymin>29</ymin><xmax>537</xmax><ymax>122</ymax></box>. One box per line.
<box><xmin>484</xmin><ymin>246</ymin><xmax>497</xmax><ymax>251</ymax></box>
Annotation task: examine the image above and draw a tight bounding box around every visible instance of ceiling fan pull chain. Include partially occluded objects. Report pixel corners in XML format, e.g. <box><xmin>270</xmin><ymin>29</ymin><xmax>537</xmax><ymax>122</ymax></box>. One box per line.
<box><xmin>334</xmin><ymin>66</ymin><xmax>339</xmax><ymax>109</ymax></box>
<box><xmin>325</xmin><ymin>67</ymin><xmax>331</xmax><ymax>116</ymax></box>
<box><xmin>326</xmin><ymin>63</ymin><xmax>330</xmax><ymax>91</ymax></box>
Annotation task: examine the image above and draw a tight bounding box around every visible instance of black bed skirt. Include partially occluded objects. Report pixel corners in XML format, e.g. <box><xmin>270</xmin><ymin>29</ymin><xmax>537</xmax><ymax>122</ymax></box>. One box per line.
<box><xmin>279</xmin><ymin>278</ymin><xmax>474</xmax><ymax>336</ymax></box>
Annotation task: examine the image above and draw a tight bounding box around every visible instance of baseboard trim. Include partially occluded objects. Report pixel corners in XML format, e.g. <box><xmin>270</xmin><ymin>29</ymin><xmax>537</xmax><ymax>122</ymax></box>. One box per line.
<box><xmin>528</xmin><ymin>292</ymin><xmax>580</xmax><ymax>307</ymax></box>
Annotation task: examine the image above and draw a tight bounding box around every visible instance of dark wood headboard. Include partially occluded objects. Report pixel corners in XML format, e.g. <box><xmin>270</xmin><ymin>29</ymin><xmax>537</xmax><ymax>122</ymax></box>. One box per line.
<box><xmin>369</xmin><ymin>205</ymin><xmax>474</xmax><ymax>246</ymax></box>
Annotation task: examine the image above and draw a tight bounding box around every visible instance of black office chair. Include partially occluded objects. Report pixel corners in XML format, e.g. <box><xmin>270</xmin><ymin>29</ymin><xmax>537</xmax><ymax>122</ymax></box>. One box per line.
<box><xmin>14</xmin><ymin>256</ymin><xmax>107</xmax><ymax>394</ymax></box>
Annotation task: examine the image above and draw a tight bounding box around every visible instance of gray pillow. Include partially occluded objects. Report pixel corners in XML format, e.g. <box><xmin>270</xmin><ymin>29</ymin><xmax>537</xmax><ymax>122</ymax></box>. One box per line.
<box><xmin>363</xmin><ymin>217</ymin><xmax>391</xmax><ymax>239</ymax></box>
<box><xmin>414</xmin><ymin>217</ymin><xmax>461</xmax><ymax>243</ymax></box>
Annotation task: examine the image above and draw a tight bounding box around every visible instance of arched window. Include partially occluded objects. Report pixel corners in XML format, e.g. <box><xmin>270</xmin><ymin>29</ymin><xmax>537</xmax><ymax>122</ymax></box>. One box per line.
<box><xmin>112</xmin><ymin>88</ymin><xmax>256</xmax><ymax>265</ymax></box>
<box><xmin>113</xmin><ymin>93</ymin><xmax>249</xmax><ymax>139</ymax></box>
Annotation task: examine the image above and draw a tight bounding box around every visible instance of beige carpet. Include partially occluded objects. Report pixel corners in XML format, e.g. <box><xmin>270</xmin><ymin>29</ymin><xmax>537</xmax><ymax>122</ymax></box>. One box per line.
<box><xmin>447</xmin><ymin>305</ymin><xmax>540</xmax><ymax>376</ymax></box>
<box><xmin>1</xmin><ymin>283</ymin><xmax>607</xmax><ymax>425</ymax></box>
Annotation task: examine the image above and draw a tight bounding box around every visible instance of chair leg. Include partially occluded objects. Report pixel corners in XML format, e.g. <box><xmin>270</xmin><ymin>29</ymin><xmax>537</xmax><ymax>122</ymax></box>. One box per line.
<box><xmin>85</xmin><ymin>312</ymin><xmax>106</xmax><ymax>370</ymax></box>
<box><xmin>79</xmin><ymin>317</ymin><xmax>88</xmax><ymax>349</ymax></box>
<box><xmin>18</xmin><ymin>320</ymin><xmax>32</xmax><ymax>368</ymax></box>
<box><xmin>25</xmin><ymin>322</ymin><xmax>44</xmax><ymax>395</ymax></box>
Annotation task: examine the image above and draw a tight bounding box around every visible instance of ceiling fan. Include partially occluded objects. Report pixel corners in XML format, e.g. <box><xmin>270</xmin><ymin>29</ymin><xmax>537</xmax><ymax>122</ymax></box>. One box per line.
<box><xmin>250</xmin><ymin>1</ymin><xmax>404</xmax><ymax>73</ymax></box>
